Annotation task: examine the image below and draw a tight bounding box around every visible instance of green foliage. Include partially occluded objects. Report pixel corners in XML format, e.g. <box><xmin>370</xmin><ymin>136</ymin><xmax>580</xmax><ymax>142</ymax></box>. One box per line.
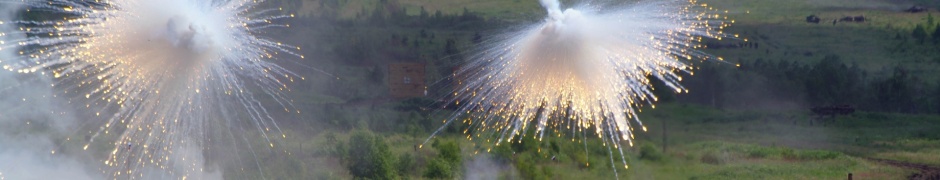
<box><xmin>792</xmin><ymin>150</ymin><xmax>841</xmax><ymax>160</ymax></box>
<box><xmin>548</xmin><ymin>139</ymin><xmax>561</xmax><ymax>153</ymax></box>
<box><xmin>515</xmin><ymin>154</ymin><xmax>552</xmax><ymax>180</ymax></box>
<box><xmin>780</xmin><ymin>148</ymin><xmax>797</xmax><ymax>160</ymax></box>
<box><xmin>491</xmin><ymin>143</ymin><xmax>515</xmax><ymax>159</ymax></box>
<box><xmin>913</xmin><ymin>24</ymin><xmax>928</xmax><ymax>44</ymax></box>
<box><xmin>935</xmin><ymin>82</ymin><xmax>940</xmax><ymax>114</ymax></box>
<box><xmin>873</xmin><ymin>66</ymin><xmax>919</xmax><ymax>113</ymax></box>
<box><xmin>747</xmin><ymin>147</ymin><xmax>773</xmax><ymax>158</ymax></box>
<box><xmin>571</xmin><ymin>151</ymin><xmax>592</xmax><ymax>169</ymax></box>
<box><xmin>421</xmin><ymin>139</ymin><xmax>462</xmax><ymax>179</ymax></box>
<box><xmin>932</xmin><ymin>24</ymin><xmax>940</xmax><ymax>44</ymax></box>
<box><xmin>691</xmin><ymin>142</ymin><xmax>845</xmax><ymax>163</ymax></box>
<box><xmin>510</xmin><ymin>136</ymin><xmax>539</xmax><ymax>153</ymax></box>
<box><xmin>928</xmin><ymin>14</ymin><xmax>936</xmax><ymax>30</ymax></box>
<box><xmin>423</xmin><ymin>158</ymin><xmax>453</xmax><ymax>179</ymax></box>
<box><xmin>639</xmin><ymin>143</ymin><xmax>664</xmax><ymax>162</ymax></box>
<box><xmin>804</xmin><ymin>55</ymin><xmax>864</xmax><ymax>106</ymax></box>
<box><xmin>344</xmin><ymin>131</ymin><xmax>397</xmax><ymax>180</ymax></box>
<box><xmin>327</xmin><ymin>132</ymin><xmax>347</xmax><ymax>157</ymax></box>
<box><xmin>397</xmin><ymin>153</ymin><xmax>416</xmax><ymax>176</ymax></box>
<box><xmin>433</xmin><ymin>139</ymin><xmax>462</xmax><ymax>164</ymax></box>
<box><xmin>684</xmin><ymin>53</ymin><xmax>940</xmax><ymax>114</ymax></box>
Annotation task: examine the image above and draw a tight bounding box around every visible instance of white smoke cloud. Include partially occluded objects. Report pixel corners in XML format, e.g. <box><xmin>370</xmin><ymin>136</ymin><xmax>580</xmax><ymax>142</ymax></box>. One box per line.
<box><xmin>0</xmin><ymin>2</ymin><xmax>100</xmax><ymax>179</ymax></box>
<box><xmin>540</xmin><ymin>0</ymin><xmax>564</xmax><ymax>20</ymax></box>
<box><xmin>1</xmin><ymin>2</ymin><xmax>230</xmax><ymax>179</ymax></box>
<box><xmin>0</xmin><ymin>135</ymin><xmax>98</xmax><ymax>180</ymax></box>
<box><xmin>133</xmin><ymin>142</ymin><xmax>222</xmax><ymax>180</ymax></box>
<box><xmin>540</xmin><ymin>0</ymin><xmax>561</xmax><ymax>12</ymax></box>
<box><xmin>165</xmin><ymin>15</ymin><xmax>215</xmax><ymax>53</ymax></box>
<box><xmin>463</xmin><ymin>155</ymin><xmax>519</xmax><ymax>180</ymax></box>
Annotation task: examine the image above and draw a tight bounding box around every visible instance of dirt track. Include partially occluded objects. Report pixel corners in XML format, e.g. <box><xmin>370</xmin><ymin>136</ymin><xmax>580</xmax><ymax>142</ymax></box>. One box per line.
<box><xmin>867</xmin><ymin>158</ymin><xmax>940</xmax><ymax>180</ymax></box>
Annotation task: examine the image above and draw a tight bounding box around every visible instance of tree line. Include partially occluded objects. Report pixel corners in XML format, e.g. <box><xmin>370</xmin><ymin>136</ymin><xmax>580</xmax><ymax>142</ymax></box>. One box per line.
<box><xmin>674</xmin><ymin>55</ymin><xmax>940</xmax><ymax>114</ymax></box>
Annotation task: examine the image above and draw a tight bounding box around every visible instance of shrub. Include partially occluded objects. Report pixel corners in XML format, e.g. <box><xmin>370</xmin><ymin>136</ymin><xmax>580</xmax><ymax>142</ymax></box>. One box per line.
<box><xmin>434</xmin><ymin>140</ymin><xmax>461</xmax><ymax>164</ymax></box>
<box><xmin>345</xmin><ymin>131</ymin><xmax>397</xmax><ymax>180</ymax></box>
<box><xmin>424</xmin><ymin>158</ymin><xmax>453</xmax><ymax>179</ymax></box>
<box><xmin>515</xmin><ymin>154</ymin><xmax>551</xmax><ymax>180</ymax></box>
<box><xmin>639</xmin><ymin>143</ymin><xmax>664</xmax><ymax>161</ymax></box>
<box><xmin>397</xmin><ymin>153</ymin><xmax>416</xmax><ymax>175</ymax></box>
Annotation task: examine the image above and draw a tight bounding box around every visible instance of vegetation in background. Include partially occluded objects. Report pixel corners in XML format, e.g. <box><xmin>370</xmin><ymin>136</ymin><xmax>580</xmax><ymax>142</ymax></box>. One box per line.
<box><xmin>342</xmin><ymin>131</ymin><xmax>397</xmax><ymax>179</ymax></box>
<box><xmin>234</xmin><ymin>0</ymin><xmax>940</xmax><ymax>179</ymax></box>
<box><xmin>424</xmin><ymin>139</ymin><xmax>461</xmax><ymax>179</ymax></box>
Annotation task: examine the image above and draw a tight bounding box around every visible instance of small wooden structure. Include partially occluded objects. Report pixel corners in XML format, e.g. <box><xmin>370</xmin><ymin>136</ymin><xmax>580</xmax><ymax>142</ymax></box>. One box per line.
<box><xmin>388</xmin><ymin>63</ymin><xmax>426</xmax><ymax>98</ymax></box>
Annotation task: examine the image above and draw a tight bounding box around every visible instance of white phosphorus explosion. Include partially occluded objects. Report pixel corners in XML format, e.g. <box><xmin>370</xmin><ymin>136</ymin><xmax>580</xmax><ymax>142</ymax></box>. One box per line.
<box><xmin>0</xmin><ymin>0</ymin><xmax>301</xmax><ymax>178</ymax></box>
<box><xmin>428</xmin><ymin>0</ymin><xmax>736</xmax><ymax>175</ymax></box>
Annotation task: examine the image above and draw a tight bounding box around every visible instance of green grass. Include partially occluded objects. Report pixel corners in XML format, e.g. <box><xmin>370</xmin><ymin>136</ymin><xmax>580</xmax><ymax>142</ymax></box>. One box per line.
<box><xmin>623</xmin><ymin>141</ymin><xmax>910</xmax><ymax>180</ymax></box>
<box><xmin>870</xmin><ymin>139</ymin><xmax>940</xmax><ymax>167</ymax></box>
<box><xmin>224</xmin><ymin>102</ymin><xmax>938</xmax><ymax>179</ymax></box>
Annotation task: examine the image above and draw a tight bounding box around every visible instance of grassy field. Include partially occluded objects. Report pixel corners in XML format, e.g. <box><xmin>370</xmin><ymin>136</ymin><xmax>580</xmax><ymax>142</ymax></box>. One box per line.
<box><xmin>704</xmin><ymin>0</ymin><xmax>940</xmax><ymax>80</ymax></box>
<box><xmin>227</xmin><ymin>102</ymin><xmax>940</xmax><ymax>179</ymax></box>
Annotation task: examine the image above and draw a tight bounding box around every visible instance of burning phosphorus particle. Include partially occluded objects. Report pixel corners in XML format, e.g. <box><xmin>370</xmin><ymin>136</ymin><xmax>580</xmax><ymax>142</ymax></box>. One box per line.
<box><xmin>0</xmin><ymin>0</ymin><xmax>305</xmax><ymax>178</ymax></box>
<box><xmin>426</xmin><ymin>0</ymin><xmax>734</xmax><ymax>176</ymax></box>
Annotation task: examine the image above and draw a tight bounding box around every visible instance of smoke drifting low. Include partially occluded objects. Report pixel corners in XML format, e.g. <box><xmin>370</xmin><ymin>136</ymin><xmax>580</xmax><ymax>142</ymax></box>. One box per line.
<box><xmin>0</xmin><ymin>132</ymin><xmax>98</xmax><ymax>180</ymax></box>
<box><xmin>464</xmin><ymin>155</ymin><xmax>519</xmax><ymax>180</ymax></box>
<box><xmin>0</xmin><ymin>3</ymin><xmax>100</xmax><ymax>179</ymax></box>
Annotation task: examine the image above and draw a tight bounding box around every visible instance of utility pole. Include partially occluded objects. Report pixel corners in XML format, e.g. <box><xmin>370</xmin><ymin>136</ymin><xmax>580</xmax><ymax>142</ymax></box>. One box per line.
<box><xmin>662</xmin><ymin>119</ymin><xmax>667</xmax><ymax>153</ymax></box>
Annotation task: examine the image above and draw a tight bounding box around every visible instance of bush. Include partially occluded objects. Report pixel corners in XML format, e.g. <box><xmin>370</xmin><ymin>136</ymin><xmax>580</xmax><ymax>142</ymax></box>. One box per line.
<box><xmin>639</xmin><ymin>143</ymin><xmax>664</xmax><ymax>161</ymax></box>
<box><xmin>344</xmin><ymin>131</ymin><xmax>397</xmax><ymax>179</ymax></box>
<box><xmin>424</xmin><ymin>158</ymin><xmax>453</xmax><ymax>179</ymax></box>
<box><xmin>515</xmin><ymin>154</ymin><xmax>551</xmax><ymax>180</ymax></box>
<box><xmin>491</xmin><ymin>143</ymin><xmax>514</xmax><ymax>159</ymax></box>
<box><xmin>434</xmin><ymin>140</ymin><xmax>461</xmax><ymax>164</ymax></box>
<box><xmin>511</xmin><ymin>136</ymin><xmax>539</xmax><ymax>153</ymax></box>
<box><xmin>397</xmin><ymin>153</ymin><xmax>416</xmax><ymax>176</ymax></box>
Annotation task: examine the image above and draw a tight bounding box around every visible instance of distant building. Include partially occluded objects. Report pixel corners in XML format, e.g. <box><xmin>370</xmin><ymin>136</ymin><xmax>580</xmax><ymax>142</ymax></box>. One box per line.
<box><xmin>388</xmin><ymin>63</ymin><xmax>426</xmax><ymax>98</ymax></box>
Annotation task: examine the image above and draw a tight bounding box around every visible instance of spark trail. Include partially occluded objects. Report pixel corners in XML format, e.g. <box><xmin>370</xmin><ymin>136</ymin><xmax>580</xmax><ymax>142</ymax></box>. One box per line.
<box><xmin>427</xmin><ymin>0</ymin><xmax>736</xmax><ymax>175</ymax></box>
<box><xmin>0</xmin><ymin>0</ymin><xmax>303</xmax><ymax>178</ymax></box>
